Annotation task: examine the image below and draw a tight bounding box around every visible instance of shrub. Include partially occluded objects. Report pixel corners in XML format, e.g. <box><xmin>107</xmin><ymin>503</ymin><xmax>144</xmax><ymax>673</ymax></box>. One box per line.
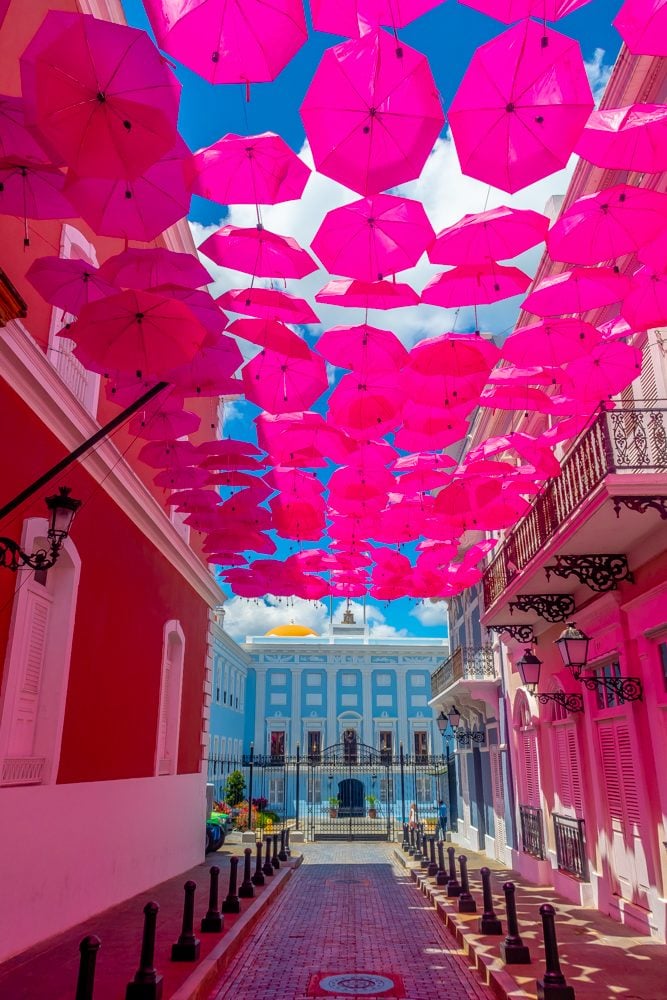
<box><xmin>224</xmin><ymin>769</ymin><xmax>246</xmax><ymax>807</ymax></box>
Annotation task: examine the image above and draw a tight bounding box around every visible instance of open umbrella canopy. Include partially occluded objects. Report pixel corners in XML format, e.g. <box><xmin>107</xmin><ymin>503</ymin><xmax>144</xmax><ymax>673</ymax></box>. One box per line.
<box><xmin>407</xmin><ymin>331</ymin><xmax>500</xmax><ymax>375</ymax></box>
<box><xmin>218</xmin><ymin>286</ymin><xmax>320</xmax><ymax>324</ymax></box>
<box><xmin>429</xmin><ymin>206</ymin><xmax>549</xmax><ymax>265</ymax></box>
<box><xmin>242</xmin><ymin>347</ymin><xmax>329</xmax><ymax>413</ymax></box>
<box><xmin>613</xmin><ymin>0</ymin><xmax>667</xmax><ymax>57</ymax></box>
<box><xmin>21</xmin><ymin>11</ymin><xmax>181</xmax><ymax>179</ymax></box>
<box><xmin>547</xmin><ymin>184</ymin><xmax>667</xmax><ymax>265</ymax></box>
<box><xmin>229</xmin><ymin>318</ymin><xmax>312</xmax><ymax>359</ymax></box>
<box><xmin>328</xmin><ymin>371</ymin><xmax>404</xmax><ymax>438</ymax></box>
<box><xmin>563</xmin><ymin>340</ymin><xmax>642</xmax><ymax>399</ymax></box>
<box><xmin>188</xmin><ymin>131</ymin><xmax>309</xmax><ymax>205</ymax></box>
<box><xmin>144</xmin><ymin>0</ymin><xmax>308</xmax><ymax>84</ymax></box>
<box><xmin>311</xmin><ymin>194</ymin><xmax>435</xmax><ymax>282</ymax></box>
<box><xmin>574</xmin><ymin>104</ymin><xmax>667</xmax><ymax>173</ymax></box>
<box><xmin>421</xmin><ymin>263</ymin><xmax>531</xmax><ymax>307</ymax></box>
<box><xmin>315</xmin><ymin>278</ymin><xmax>419</xmax><ymax>310</ymax></box>
<box><xmin>156</xmin><ymin>286</ymin><xmax>227</xmax><ymax>335</ymax></box>
<box><xmin>458</xmin><ymin>0</ymin><xmax>592</xmax><ymax>21</ymax></box>
<box><xmin>311</xmin><ymin>0</ymin><xmax>444</xmax><ymax>35</ymax></box>
<box><xmin>165</xmin><ymin>330</ymin><xmax>243</xmax><ymax>395</ymax></box>
<box><xmin>522</xmin><ymin>267</ymin><xmax>632</xmax><ymax>316</ymax></box>
<box><xmin>25</xmin><ymin>256</ymin><xmax>116</xmax><ymax>316</ymax></box>
<box><xmin>315</xmin><ymin>324</ymin><xmax>408</xmax><ymax>373</ymax></box>
<box><xmin>0</xmin><ymin>94</ymin><xmax>54</xmax><ymax>163</ymax></box>
<box><xmin>199</xmin><ymin>224</ymin><xmax>317</xmax><ymax>279</ymax></box>
<box><xmin>0</xmin><ymin>160</ymin><xmax>75</xmax><ymax>223</ymax></box>
<box><xmin>301</xmin><ymin>28</ymin><xmax>444</xmax><ymax>195</ymax></box>
<box><xmin>448</xmin><ymin>20</ymin><xmax>594</xmax><ymax>193</ymax></box>
<box><xmin>621</xmin><ymin>267</ymin><xmax>667</xmax><ymax>329</ymax></box>
<box><xmin>99</xmin><ymin>247</ymin><xmax>211</xmax><ymax>291</ymax></box>
<box><xmin>502</xmin><ymin>318</ymin><xmax>603</xmax><ymax>366</ymax></box>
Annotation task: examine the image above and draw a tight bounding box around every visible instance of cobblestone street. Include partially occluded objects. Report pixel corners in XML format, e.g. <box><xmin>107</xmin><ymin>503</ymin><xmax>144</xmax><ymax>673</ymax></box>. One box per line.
<box><xmin>209</xmin><ymin>843</ymin><xmax>493</xmax><ymax>1000</ymax></box>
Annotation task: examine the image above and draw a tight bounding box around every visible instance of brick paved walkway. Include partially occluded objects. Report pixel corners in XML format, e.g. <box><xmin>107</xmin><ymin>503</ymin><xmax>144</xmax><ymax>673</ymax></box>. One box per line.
<box><xmin>209</xmin><ymin>843</ymin><xmax>493</xmax><ymax>1000</ymax></box>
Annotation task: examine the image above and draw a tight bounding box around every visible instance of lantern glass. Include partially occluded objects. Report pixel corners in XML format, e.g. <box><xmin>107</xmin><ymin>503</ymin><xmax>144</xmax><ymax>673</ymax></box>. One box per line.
<box><xmin>45</xmin><ymin>487</ymin><xmax>81</xmax><ymax>540</ymax></box>
<box><xmin>555</xmin><ymin>622</ymin><xmax>590</xmax><ymax>676</ymax></box>
<box><xmin>448</xmin><ymin>705</ymin><xmax>461</xmax><ymax>730</ymax></box>
<box><xmin>517</xmin><ymin>648</ymin><xmax>542</xmax><ymax>692</ymax></box>
<box><xmin>437</xmin><ymin>711</ymin><xmax>448</xmax><ymax>733</ymax></box>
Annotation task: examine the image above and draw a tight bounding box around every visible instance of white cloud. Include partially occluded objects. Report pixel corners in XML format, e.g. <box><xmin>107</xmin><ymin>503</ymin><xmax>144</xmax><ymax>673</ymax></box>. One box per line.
<box><xmin>585</xmin><ymin>48</ymin><xmax>613</xmax><ymax>107</ymax></box>
<box><xmin>410</xmin><ymin>599</ymin><xmax>449</xmax><ymax>628</ymax></box>
<box><xmin>222</xmin><ymin>594</ymin><xmax>330</xmax><ymax>641</ymax></box>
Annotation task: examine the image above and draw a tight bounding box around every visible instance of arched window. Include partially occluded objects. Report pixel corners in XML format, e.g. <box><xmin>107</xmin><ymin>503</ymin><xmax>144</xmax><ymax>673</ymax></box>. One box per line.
<box><xmin>0</xmin><ymin>518</ymin><xmax>81</xmax><ymax>785</ymax></box>
<box><xmin>515</xmin><ymin>694</ymin><xmax>541</xmax><ymax>808</ymax></box>
<box><xmin>155</xmin><ymin>621</ymin><xmax>185</xmax><ymax>776</ymax></box>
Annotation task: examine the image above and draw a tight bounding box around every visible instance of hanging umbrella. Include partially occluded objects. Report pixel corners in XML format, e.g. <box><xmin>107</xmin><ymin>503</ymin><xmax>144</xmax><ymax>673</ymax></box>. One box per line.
<box><xmin>265</xmin><ymin>467</ymin><xmax>324</xmax><ymax>499</ymax></box>
<box><xmin>25</xmin><ymin>256</ymin><xmax>116</xmax><ymax>316</ymax></box>
<box><xmin>199</xmin><ymin>224</ymin><xmax>317</xmax><ymax>279</ymax></box>
<box><xmin>429</xmin><ymin>206</ymin><xmax>549</xmax><ymax>265</ymax></box>
<box><xmin>68</xmin><ymin>290</ymin><xmax>208</xmax><ymax>378</ymax></box>
<box><xmin>403</xmin><ymin>366</ymin><xmax>487</xmax><ymax>411</ymax></box>
<box><xmin>144</xmin><ymin>0</ymin><xmax>307</xmax><ymax>85</ymax></box>
<box><xmin>229</xmin><ymin>318</ymin><xmax>312</xmax><ymax>359</ymax></box>
<box><xmin>502</xmin><ymin>318</ymin><xmax>602</xmax><ymax>366</ymax></box>
<box><xmin>206</xmin><ymin>470</ymin><xmax>267</xmax><ymax>490</ymax></box>
<box><xmin>546</xmin><ymin>184</ymin><xmax>667</xmax><ymax>266</ymax></box>
<box><xmin>407</xmin><ymin>332</ymin><xmax>500</xmax><ymax>374</ymax></box>
<box><xmin>395</xmin><ymin>407</ymin><xmax>469</xmax><ymax>452</ymax></box>
<box><xmin>328</xmin><ymin>371</ymin><xmax>404</xmax><ymax>438</ymax></box>
<box><xmin>242</xmin><ymin>347</ymin><xmax>328</xmax><ymax>413</ymax></box>
<box><xmin>621</xmin><ymin>268</ymin><xmax>667</xmax><ymax>330</ymax></box>
<box><xmin>574</xmin><ymin>104</ymin><xmax>667</xmax><ymax>174</ymax></box>
<box><xmin>613</xmin><ymin>0</ymin><xmax>667</xmax><ymax>57</ymax></box>
<box><xmin>639</xmin><ymin>231</ymin><xmax>667</xmax><ymax>274</ymax></box>
<box><xmin>315</xmin><ymin>324</ymin><xmax>408</xmax><ymax>373</ymax></box>
<box><xmin>138</xmin><ymin>439</ymin><xmax>199</xmax><ymax>469</ymax></box>
<box><xmin>479</xmin><ymin>384</ymin><xmax>554</xmax><ymax>412</ymax></box>
<box><xmin>129</xmin><ymin>405</ymin><xmax>200</xmax><ymax>442</ymax></box>
<box><xmin>346</xmin><ymin>439</ymin><xmax>399</xmax><ymax>468</ymax></box>
<box><xmin>99</xmin><ymin>247</ymin><xmax>211</xmax><ymax>291</ymax></box>
<box><xmin>155</xmin><ymin>286</ymin><xmax>228</xmax><ymax>336</ymax></box>
<box><xmin>206</xmin><ymin>552</ymin><xmax>249</xmax><ymax>568</ymax></box>
<box><xmin>217</xmin><ymin>287</ymin><xmax>320</xmax><ymax>324</ymax></box>
<box><xmin>394</xmin><ymin>468</ymin><xmax>452</xmax><ymax>494</ymax></box>
<box><xmin>187</xmin><ymin>131</ymin><xmax>309</xmax><ymax>205</ymax></box>
<box><xmin>311</xmin><ymin>0</ymin><xmax>444</xmax><ymax>35</ymax></box>
<box><xmin>0</xmin><ymin>94</ymin><xmax>54</xmax><ymax>163</ymax></box>
<box><xmin>154</xmin><ymin>466</ymin><xmax>210</xmax><ymax>489</ymax></box>
<box><xmin>165</xmin><ymin>489</ymin><xmax>218</xmax><ymax>513</ymax></box>
<box><xmin>448</xmin><ymin>20</ymin><xmax>593</xmax><ymax>193</ymax></box>
<box><xmin>329</xmin><ymin>465</ymin><xmax>394</xmax><ymax>504</ymax></box>
<box><xmin>167</xmin><ymin>333</ymin><xmax>243</xmax><ymax>394</ymax></box>
<box><xmin>564</xmin><ymin>341</ymin><xmax>642</xmax><ymax>400</ymax></box>
<box><xmin>199</xmin><ymin>438</ymin><xmax>262</xmax><ymax>458</ymax></box>
<box><xmin>522</xmin><ymin>267</ymin><xmax>631</xmax><ymax>316</ymax></box>
<box><xmin>421</xmin><ymin>263</ymin><xmax>531</xmax><ymax>307</ymax></box>
<box><xmin>598</xmin><ymin>316</ymin><xmax>633</xmax><ymax>341</ymax></box>
<box><xmin>393</xmin><ymin>452</ymin><xmax>456</xmax><ymax>473</ymax></box>
<box><xmin>315</xmin><ymin>278</ymin><xmax>419</xmax><ymax>310</ymax></box>
<box><xmin>458</xmin><ymin>0</ymin><xmax>591</xmax><ymax>22</ymax></box>
<box><xmin>63</xmin><ymin>140</ymin><xmax>192</xmax><ymax>242</ymax></box>
<box><xmin>300</xmin><ymin>28</ymin><xmax>444</xmax><ymax>196</ymax></box>
<box><xmin>21</xmin><ymin>11</ymin><xmax>181</xmax><ymax>179</ymax></box>
<box><xmin>311</xmin><ymin>194</ymin><xmax>435</xmax><ymax>282</ymax></box>
<box><xmin>0</xmin><ymin>161</ymin><xmax>75</xmax><ymax>226</ymax></box>
<box><xmin>270</xmin><ymin>497</ymin><xmax>326</xmax><ymax>540</ymax></box>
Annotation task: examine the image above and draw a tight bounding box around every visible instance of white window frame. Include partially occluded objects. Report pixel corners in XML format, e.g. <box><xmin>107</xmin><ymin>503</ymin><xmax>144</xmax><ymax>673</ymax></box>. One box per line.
<box><xmin>155</xmin><ymin>620</ymin><xmax>185</xmax><ymax>776</ymax></box>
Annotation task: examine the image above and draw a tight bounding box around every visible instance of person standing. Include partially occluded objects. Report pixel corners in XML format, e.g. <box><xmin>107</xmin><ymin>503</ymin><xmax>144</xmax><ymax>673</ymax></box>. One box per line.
<box><xmin>409</xmin><ymin>802</ymin><xmax>417</xmax><ymax>829</ymax></box>
<box><xmin>437</xmin><ymin>799</ymin><xmax>448</xmax><ymax>840</ymax></box>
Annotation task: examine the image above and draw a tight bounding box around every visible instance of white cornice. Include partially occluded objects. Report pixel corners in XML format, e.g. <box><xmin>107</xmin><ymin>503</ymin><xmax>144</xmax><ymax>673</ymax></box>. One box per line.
<box><xmin>0</xmin><ymin>321</ymin><xmax>223</xmax><ymax>607</ymax></box>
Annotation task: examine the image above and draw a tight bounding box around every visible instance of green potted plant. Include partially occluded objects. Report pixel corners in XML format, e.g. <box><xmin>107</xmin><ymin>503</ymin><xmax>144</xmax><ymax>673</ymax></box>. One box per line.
<box><xmin>366</xmin><ymin>794</ymin><xmax>378</xmax><ymax>819</ymax></box>
<box><xmin>328</xmin><ymin>796</ymin><xmax>340</xmax><ymax>818</ymax></box>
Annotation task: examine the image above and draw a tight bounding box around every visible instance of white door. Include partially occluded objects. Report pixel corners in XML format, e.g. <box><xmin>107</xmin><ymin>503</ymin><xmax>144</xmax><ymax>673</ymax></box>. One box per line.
<box><xmin>490</xmin><ymin>748</ymin><xmax>507</xmax><ymax>862</ymax></box>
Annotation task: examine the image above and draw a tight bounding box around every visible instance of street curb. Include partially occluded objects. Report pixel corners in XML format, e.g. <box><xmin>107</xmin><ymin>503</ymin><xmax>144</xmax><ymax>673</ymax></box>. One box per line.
<box><xmin>170</xmin><ymin>855</ymin><xmax>303</xmax><ymax>1000</ymax></box>
<box><xmin>393</xmin><ymin>849</ymin><xmax>532</xmax><ymax>1000</ymax></box>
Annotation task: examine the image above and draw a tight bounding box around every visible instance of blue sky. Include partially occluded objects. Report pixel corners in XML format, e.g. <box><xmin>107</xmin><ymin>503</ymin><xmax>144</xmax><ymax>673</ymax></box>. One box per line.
<box><xmin>121</xmin><ymin>1</ymin><xmax>623</xmax><ymax>641</ymax></box>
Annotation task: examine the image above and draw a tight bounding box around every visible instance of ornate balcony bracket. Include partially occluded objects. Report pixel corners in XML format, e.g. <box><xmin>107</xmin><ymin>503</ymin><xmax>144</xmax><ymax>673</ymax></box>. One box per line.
<box><xmin>580</xmin><ymin>674</ymin><xmax>643</xmax><ymax>702</ymax></box>
<box><xmin>544</xmin><ymin>554</ymin><xmax>634</xmax><ymax>593</ymax></box>
<box><xmin>487</xmin><ymin>624</ymin><xmax>536</xmax><ymax>644</ymax></box>
<box><xmin>0</xmin><ymin>536</ymin><xmax>60</xmax><ymax>573</ymax></box>
<box><xmin>509</xmin><ymin>594</ymin><xmax>574</xmax><ymax>624</ymax></box>
<box><xmin>536</xmin><ymin>692</ymin><xmax>584</xmax><ymax>714</ymax></box>
<box><xmin>455</xmin><ymin>731</ymin><xmax>486</xmax><ymax>747</ymax></box>
<box><xmin>613</xmin><ymin>495</ymin><xmax>667</xmax><ymax>521</ymax></box>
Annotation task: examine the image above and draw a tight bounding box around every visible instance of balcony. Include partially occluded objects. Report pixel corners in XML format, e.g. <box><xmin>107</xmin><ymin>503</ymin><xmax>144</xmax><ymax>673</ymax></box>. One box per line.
<box><xmin>520</xmin><ymin>804</ymin><xmax>545</xmax><ymax>860</ymax></box>
<box><xmin>553</xmin><ymin>814</ymin><xmax>589</xmax><ymax>881</ymax></box>
<box><xmin>483</xmin><ymin>407</ymin><xmax>667</xmax><ymax>618</ymax></box>
<box><xmin>430</xmin><ymin>645</ymin><xmax>498</xmax><ymax>703</ymax></box>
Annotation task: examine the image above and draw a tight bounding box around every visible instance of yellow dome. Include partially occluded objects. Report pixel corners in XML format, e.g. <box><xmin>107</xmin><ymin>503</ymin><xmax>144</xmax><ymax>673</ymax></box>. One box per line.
<box><xmin>264</xmin><ymin>624</ymin><xmax>319</xmax><ymax>637</ymax></box>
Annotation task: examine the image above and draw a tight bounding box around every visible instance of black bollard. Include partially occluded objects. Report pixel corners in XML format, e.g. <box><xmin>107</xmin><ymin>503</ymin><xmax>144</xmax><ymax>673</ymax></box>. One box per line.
<box><xmin>479</xmin><ymin>867</ymin><xmax>503</xmax><ymax>935</ymax></box>
<box><xmin>171</xmin><ymin>881</ymin><xmax>201</xmax><ymax>961</ymax></box>
<box><xmin>537</xmin><ymin>904</ymin><xmax>576</xmax><ymax>1000</ymax></box>
<box><xmin>126</xmin><ymin>901</ymin><xmax>163</xmax><ymax>1000</ymax></box>
<box><xmin>201</xmin><ymin>866</ymin><xmax>223</xmax><ymax>933</ymax></box>
<box><xmin>76</xmin><ymin>935</ymin><xmax>101</xmax><ymax>1000</ymax></box>
<box><xmin>402</xmin><ymin>824</ymin><xmax>410</xmax><ymax>852</ymax></box>
<box><xmin>222</xmin><ymin>856</ymin><xmax>241</xmax><ymax>914</ymax></box>
<box><xmin>499</xmin><ymin>882</ymin><xmax>531</xmax><ymax>965</ymax></box>
<box><xmin>408</xmin><ymin>826</ymin><xmax>416</xmax><ymax>856</ymax></box>
<box><xmin>271</xmin><ymin>833</ymin><xmax>280</xmax><ymax>869</ymax></box>
<box><xmin>457</xmin><ymin>855</ymin><xmax>477</xmax><ymax>913</ymax></box>
<box><xmin>252</xmin><ymin>840</ymin><xmax>265</xmax><ymax>886</ymax></box>
<box><xmin>436</xmin><ymin>840</ymin><xmax>449</xmax><ymax>886</ymax></box>
<box><xmin>420</xmin><ymin>830</ymin><xmax>431</xmax><ymax>870</ymax></box>
<box><xmin>413</xmin><ymin>827</ymin><xmax>423</xmax><ymax>861</ymax></box>
<box><xmin>278</xmin><ymin>829</ymin><xmax>288</xmax><ymax>862</ymax></box>
<box><xmin>263</xmin><ymin>835</ymin><xmax>275</xmax><ymax>876</ymax></box>
<box><xmin>446</xmin><ymin>846</ymin><xmax>461</xmax><ymax>897</ymax></box>
<box><xmin>239</xmin><ymin>847</ymin><xmax>255</xmax><ymax>899</ymax></box>
<box><xmin>427</xmin><ymin>836</ymin><xmax>438</xmax><ymax>877</ymax></box>
<box><xmin>285</xmin><ymin>827</ymin><xmax>291</xmax><ymax>857</ymax></box>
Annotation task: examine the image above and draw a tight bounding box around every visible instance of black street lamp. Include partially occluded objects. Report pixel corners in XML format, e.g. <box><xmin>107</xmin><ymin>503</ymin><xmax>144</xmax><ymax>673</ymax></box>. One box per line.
<box><xmin>516</xmin><ymin>646</ymin><xmax>584</xmax><ymax>714</ymax></box>
<box><xmin>555</xmin><ymin>621</ymin><xmax>643</xmax><ymax>703</ymax></box>
<box><xmin>447</xmin><ymin>705</ymin><xmax>484</xmax><ymax>746</ymax></box>
<box><xmin>436</xmin><ymin>711</ymin><xmax>448</xmax><ymax>735</ymax></box>
<box><xmin>0</xmin><ymin>487</ymin><xmax>81</xmax><ymax>572</ymax></box>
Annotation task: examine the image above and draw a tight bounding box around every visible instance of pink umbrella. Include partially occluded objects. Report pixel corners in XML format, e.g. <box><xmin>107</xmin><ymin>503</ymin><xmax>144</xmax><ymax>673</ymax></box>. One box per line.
<box><xmin>311</xmin><ymin>0</ymin><xmax>444</xmax><ymax>35</ymax></box>
<box><xmin>458</xmin><ymin>0</ymin><xmax>591</xmax><ymax>22</ymax></box>
<box><xmin>154</xmin><ymin>466</ymin><xmax>210</xmax><ymax>489</ymax></box>
<box><xmin>564</xmin><ymin>341</ymin><xmax>642</xmax><ymax>400</ymax></box>
<box><xmin>187</xmin><ymin>131</ymin><xmax>309</xmax><ymax>205</ymax></box>
<box><xmin>574</xmin><ymin>104</ymin><xmax>667</xmax><ymax>174</ymax></box>
<box><xmin>206</xmin><ymin>471</ymin><xmax>267</xmax><ymax>490</ymax></box>
<box><xmin>164</xmin><ymin>331</ymin><xmax>243</xmax><ymax>395</ymax></box>
<box><xmin>138</xmin><ymin>439</ymin><xmax>199</xmax><ymax>469</ymax></box>
<box><xmin>271</xmin><ymin>498</ymin><xmax>326</xmax><ymax>540</ymax></box>
<box><xmin>25</xmin><ymin>256</ymin><xmax>116</xmax><ymax>316</ymax></box>
<box><xmin>315</xmin><ymin>324</ymin><xmax>408</xmax><ymax>373</ymax></box>
<box><xmin>393</xmin><ymin>451</ymin><xmax>456</xmax><ymax>472</ymax></box>
<box><xmin>156</xmin><ymin>286</ymin><xmax>228</xmax><ymax>336</ymax></box>
<box><xmin>99</xmin><ymin>247</ymin><xmax>211</xmax><ymax>291</ymax></box>
<box><xmin>598</xmin><ymin>316</ymin><xmax>633</xmax><ymax>341</ymax></box>
<box><xmin>217</xmin><ymin>287</ymin><xmax>320</xmax><ymax>324</ymax></box>
<box><xmin>547</xmin><ymin>184</ymin><xmax>667</xmax><ymax>266</ymax></box>
<box><xmin>144</xmin><ymin>0</ymin><xmax>307</xmax><ymax>85</ymax></box>
<box><xmin>613</xmin><ymin>0</ymin><xmax>667</xmax><ymax>57</ymax></box>
<box><xmin>522</xmin><ymin>267</ymin><xmax>632</xmax><ymax>317</ymax></box>
<box><xmin>429</xmin><ymin>206</ymin><xmax>549</xmax><ymax>265</ymax></box>
<box><xmin>621</xmin><ymin>268</ymin><xmax>667</xmax><ymax>330</ymax></box>
<box><xmin>265</xmin><ymin>467</ymin><xmax>324</xmax><ymax>499</ymax></box>
<box><xmin>403</xmin><ymin>366</ymin><xmax>487</xmax><ymax>410</ymax></box>
<box><xmin>479</xmin><ymin>384</ymin><xmax>554</xmax><ymax>412</ymax></box>
<box><xmin>311</xmin><ymin>194</ymin><xmax>435</xmax><ymax>282</ymax></box>
<box><xmin>0</xmin><ymin>94</ymin><xmax>54</xmax><ymax>163</ymax></box>
<box><xmin>205</xmin><ymin>552</ymin><xmax>249</xmax><ymax>568</ymax></box>
<box><xmin>242</xmin><ymin>348</ymin><xmax>328</xmax><ymax>413</ymax></box>
<box><xmin>63</xmin><ymin>140</ymin><xmax>191</xmax><ymax>242</ymax></box>
<box><xmin>0</xmin><ymin>161</ymin><xmax>75</xmax><ymax>229</ymax></box>
<box><xmin>639</xmin><ymin>231</ymin><xmax>667</xmax><ymax>274</ymax></box>
<box><xmin>422</xmin><ymin>263</ymin><xmax>531</xmax><ymax>307</ymax></box>
<box><xmin>21</xmin><ymin>11</ymin><xmax>181</xmax><ymax>179</ymax></box>
<box><xmin>300</xmin><ymin>29</ymin><xmax>444</xmax><ymax>196</ymax></box>
<box><xmin>346</xmin><ymin>439</ymin><xmax>399</xmax><ymax>468</ymax></box>
<box><xmin>315</xmin><ymin>278</ymin><xmax>419</xmax><ymax>310</ymax></box>
<box><xmin>394</xmin><ymin>468</ymin><xmax>452</xmax><ymax>494</ymax></box>
<box><xmin>129</xmin><ymin>404</ymin><xmax>201</xmax><ymax>442</ymax></box>
<box><xmin>328</xmin><ymin>371</ymin><xmax>403</xmax><ymax>438</ymax></box>
<box><xmin>502</xmin><ymin>318</ymin><xmax>602</xmax><ymax>366</ymax></box>
<box><xmin>229</xmin><ymin>318</ymin><xmax>312</xmax><ymax>359</ymax></box>
<box><xmin>448</xmin><ymin>20</ymin><xmax>593</xmax><ymax>193</ymax></box>
<box><xmin>407</xmin><ymin>331</ymin><xmax>500</xmax><ymax>374</ymax></box>
<box><xmin>329</xmin><ymin>465</ymin><xmax>394</xmax><ymax>504</ymax></box>
<box><xmin>199</xmin><ymin>225</ymin><xmax>317</xmax><ymax>279</ymax></box>
<box><xmin>164</xmin><ymin>488</ymin><xmax>218</xmax><ymax>512</ymax></box>
<box><xmin>68</xmin><ymin>290</ymin><xmax>207</xmax><ymax>378</ymax></box>
<box><xmin>199</xmin><ymin>438</ymin><xmax>262</xmax><ymax>458</ymax></box>
<box><xmin>395</xmin><ymin>407</ymin><xmax>469</xmax><ymax>451</ymax></box>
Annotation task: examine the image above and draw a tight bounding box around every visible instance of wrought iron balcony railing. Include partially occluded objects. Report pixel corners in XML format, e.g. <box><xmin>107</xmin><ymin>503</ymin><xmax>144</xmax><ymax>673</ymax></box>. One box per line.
<box><xmin>483</xmin><ymin>407</ymin><xmax>667</xmax><ymax>610</ymax></box>
<box><xmin>553</xmin><ymin>814</ymin><xmax>589</xmax><ymax>881</ymax></box>
<box><xmin>520</xmin><ymin>804</ymin><xmax>545</xmax><ymax>860</ymax></box>
<box><xmin>431</xmin><ymin>645</ymin><xmax>497</xmax><ymax>700</ymax></box>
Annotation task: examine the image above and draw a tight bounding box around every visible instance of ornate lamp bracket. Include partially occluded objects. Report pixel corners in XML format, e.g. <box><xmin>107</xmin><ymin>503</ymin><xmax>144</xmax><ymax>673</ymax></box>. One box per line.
<box><xmin>456</xmin><ymin>731</ymin><xmax>486</xmax><ymax>747</ymax></box>
<box><xmin>580</xmin><ymin>674</ymin><xmax>643</xmax><ymax>702</ymax></box>
<box><xmin>487</xmin><ymin>624</ymin><xmax>535</xmax><ymax>643</ymax></box>
<box><xmin>509</xmin><ymin>594</ymin><xmax>574</xmax><ymax>623</ymax></box>
<box><xmin>0</xmin><ymin>537</ymin><xmax>60</xmax><ymax>573</ymax></box>
<box><xmin>545</xmin><ymin>554</ymin><xmax>633</xmax><ymax>593</ymax></box>
<box><xmin>613</xmin><ymin>496</ymin><xmax>667</xmax><ymax>521</ymax></box>
<box><xmin>536</xmin><ymin>692</ymin><xmax>584</xmax><ymax>714</ymax></box>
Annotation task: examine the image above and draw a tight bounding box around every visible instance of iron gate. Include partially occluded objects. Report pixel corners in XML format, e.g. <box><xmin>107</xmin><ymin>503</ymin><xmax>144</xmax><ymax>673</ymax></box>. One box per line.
<box><xmin>307</xmin><ymin>741</ymin><xmax>394</xmax><ymax>841</ymax></box>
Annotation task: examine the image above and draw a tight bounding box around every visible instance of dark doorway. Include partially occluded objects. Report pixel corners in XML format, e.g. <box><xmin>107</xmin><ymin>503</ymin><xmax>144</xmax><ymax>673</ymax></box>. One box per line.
<box><xmin>338</xmin><ymin>778</ymin><xmax>365</xmax><ymax>817</ymax></box>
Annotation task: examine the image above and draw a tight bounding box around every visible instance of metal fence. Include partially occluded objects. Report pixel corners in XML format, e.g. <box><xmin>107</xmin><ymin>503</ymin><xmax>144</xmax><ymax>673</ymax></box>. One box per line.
<box><xmin>553</xmin><ymin>814</ymin><xmax>589</xmax><ymax>881</ymax></box>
